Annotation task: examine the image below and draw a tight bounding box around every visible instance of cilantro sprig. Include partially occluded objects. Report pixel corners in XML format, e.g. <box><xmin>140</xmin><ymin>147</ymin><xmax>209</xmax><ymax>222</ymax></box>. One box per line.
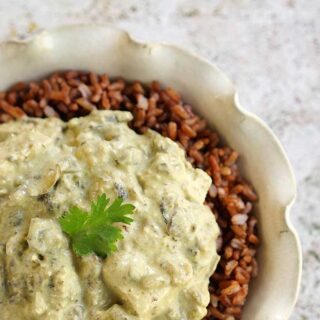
<box><xmin>59</xmin><ymin>194</ymin><xmax>135</xmax><ymax>258</ymax></box>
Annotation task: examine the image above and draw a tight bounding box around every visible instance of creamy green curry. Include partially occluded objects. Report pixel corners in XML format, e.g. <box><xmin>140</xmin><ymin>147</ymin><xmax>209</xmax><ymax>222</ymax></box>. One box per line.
<box><xmin>0</xmin><ymin>110</ymin><xmax>219</xmax><ymax>320</ymax></box>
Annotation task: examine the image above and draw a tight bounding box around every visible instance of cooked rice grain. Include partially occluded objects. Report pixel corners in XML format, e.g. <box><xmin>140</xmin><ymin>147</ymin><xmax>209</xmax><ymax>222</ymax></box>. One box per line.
<box><xmin>0</xmin><ymin>71</ymin><xmax>259</xmax><ymax>319</ymax></box>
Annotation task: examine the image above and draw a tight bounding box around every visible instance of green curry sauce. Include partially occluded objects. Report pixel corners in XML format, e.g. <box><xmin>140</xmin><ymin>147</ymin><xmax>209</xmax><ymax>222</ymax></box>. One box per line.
<box><xmin>0</xmin><ymin>111</ymin><xmax>219</xmax><ymax>319</ymax></box>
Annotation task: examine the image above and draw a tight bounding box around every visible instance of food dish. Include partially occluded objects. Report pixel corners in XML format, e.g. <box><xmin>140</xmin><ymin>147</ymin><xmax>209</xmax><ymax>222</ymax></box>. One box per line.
<box><xmin>0</xmin><ymin>110</ymin><xmax>219</xmax><ymax>319</ymax></box>
<box><xmin>0</xmin><ymin>25</ymin><xmax>301</xmax><ymax>320</ymax></box>
<box><xmin>0</xmin><ymin>71</ymin><xmax>258</xmax><ymax>319</ymax></box>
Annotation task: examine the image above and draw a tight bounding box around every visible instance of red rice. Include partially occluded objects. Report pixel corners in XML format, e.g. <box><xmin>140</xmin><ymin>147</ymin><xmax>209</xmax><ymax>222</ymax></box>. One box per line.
<box><xmin>0</xmin><ymin>71</ymin><xmax>259</xmax><ymax>319</ymax></box>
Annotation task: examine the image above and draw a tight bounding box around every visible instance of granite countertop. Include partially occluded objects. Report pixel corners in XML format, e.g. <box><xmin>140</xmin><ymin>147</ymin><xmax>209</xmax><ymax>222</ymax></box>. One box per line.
<box><xmin>0</xmin><ymin>0</ymin><xmax>319</xmax><ymax>318</ymax></box>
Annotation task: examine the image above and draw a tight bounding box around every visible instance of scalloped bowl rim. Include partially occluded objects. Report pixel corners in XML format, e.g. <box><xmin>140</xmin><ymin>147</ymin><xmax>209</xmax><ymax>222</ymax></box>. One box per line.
<box><xmin>0</xmin><ymin>24</ymin><xmax>302</xmax><ymax>320</ymax></box>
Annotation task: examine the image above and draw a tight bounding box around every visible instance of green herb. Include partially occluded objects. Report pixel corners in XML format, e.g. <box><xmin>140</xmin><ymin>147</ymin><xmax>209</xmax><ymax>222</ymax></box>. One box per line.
<box><xmin>59</xmin><ymin>194</ymin><xmax>135</xmax><ymax>258</ymax></box>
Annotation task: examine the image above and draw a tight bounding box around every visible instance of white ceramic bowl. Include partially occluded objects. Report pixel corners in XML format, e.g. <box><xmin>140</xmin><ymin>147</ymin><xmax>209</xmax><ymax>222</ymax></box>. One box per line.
<box><xmin>0</xmin><ymin>25</ymin><xmax>301</xmax><ymax>320</ymax></box>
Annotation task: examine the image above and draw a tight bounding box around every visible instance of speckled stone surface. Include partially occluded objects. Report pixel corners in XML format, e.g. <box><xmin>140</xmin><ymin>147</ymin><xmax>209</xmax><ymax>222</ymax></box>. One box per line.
<box><xmin>0</xmin><ymin>1</ymin><xmax>319</xmax><ymax>319</ymax></box>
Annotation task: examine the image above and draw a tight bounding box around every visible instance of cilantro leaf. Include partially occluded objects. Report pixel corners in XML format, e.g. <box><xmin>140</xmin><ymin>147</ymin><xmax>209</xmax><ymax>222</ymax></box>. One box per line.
<box><xmin>59</xmin><ymin>194</ymin><xmax>135</xmax><ymax>258</ymax></box>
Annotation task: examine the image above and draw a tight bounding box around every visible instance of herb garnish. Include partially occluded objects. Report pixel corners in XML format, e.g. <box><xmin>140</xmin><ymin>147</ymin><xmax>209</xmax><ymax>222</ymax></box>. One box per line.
<box><xmin>59</xmin><ymin>193</ymin><xmax>135</xmax><ymax>258</ymax></box>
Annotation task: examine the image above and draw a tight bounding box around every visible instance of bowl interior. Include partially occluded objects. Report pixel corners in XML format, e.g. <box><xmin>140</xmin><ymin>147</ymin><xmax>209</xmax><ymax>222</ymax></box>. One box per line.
<box><xmin>0</xmin><ymin>25</ymin><xmax>301</xmax><ymax>320</ymax></box>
